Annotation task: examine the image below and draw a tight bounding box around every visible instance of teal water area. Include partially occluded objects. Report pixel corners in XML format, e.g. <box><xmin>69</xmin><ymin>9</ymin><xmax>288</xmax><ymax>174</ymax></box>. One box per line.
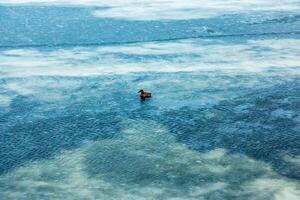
<box><xmin>0</xmin><ymin>2</ymin><xmax>300</xmax><ymax>199</ymax></box>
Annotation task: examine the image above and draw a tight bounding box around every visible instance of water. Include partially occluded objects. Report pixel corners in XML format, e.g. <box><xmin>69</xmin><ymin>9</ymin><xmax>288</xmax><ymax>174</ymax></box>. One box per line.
<box><xmin>0</xmin><ymin>1</ymin><xmax>300</xmax><ymax>199</ymax></box>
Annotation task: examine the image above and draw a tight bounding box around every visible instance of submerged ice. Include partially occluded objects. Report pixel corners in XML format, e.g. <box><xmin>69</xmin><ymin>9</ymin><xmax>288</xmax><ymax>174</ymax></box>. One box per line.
<box><xmin>1</xmin><ymin>119</ymin><xmax>299</xmax><ymax>200</ymax></box>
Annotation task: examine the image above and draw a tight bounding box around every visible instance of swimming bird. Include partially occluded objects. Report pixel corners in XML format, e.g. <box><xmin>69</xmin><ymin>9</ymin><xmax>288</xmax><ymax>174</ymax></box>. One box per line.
<box><xmin>138</xmin><ymin>89</ymin><xmax>151</xmax><ymax>100</ymax></box>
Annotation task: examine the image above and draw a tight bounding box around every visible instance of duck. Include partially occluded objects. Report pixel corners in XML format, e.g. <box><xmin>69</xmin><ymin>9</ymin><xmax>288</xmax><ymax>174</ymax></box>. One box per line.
<box><xmin>138</xmin><ymin>89</ymin><xmax>152</xmax><ymax>100</ymax></box>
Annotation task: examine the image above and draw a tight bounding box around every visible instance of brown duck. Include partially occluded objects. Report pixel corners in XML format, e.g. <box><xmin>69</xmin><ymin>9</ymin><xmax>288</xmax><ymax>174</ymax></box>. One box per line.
<box><xmin>138</xmin><ymin>89</ymin><xmax>152</xmax><ymax>100</ymax></box>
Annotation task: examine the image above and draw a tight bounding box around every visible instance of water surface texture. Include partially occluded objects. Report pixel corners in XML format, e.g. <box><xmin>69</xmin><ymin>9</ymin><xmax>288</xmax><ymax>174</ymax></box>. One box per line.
<box><xmin>0</xmin><ymin>1</ymin><xmax>300</xmax><ymax>199</ymax></box>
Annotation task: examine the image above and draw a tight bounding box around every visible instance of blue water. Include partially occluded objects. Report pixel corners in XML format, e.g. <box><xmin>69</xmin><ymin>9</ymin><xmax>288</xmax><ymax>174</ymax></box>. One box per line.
<box><xmin>0</xmin><ymin>1</ymin><xmax>300</xmax><ymax>199</ymax></box>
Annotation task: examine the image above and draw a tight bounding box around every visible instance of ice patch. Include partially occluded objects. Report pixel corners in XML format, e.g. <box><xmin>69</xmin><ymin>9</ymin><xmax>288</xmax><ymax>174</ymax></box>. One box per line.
<box><xmin>6</xmin><ymin>82</ymin><xmax>34</xmax><ymax>96</ymax></box>
<box><xmin>0</xmin><ymin>94</ymin><xmax>11</xmax><ymax>108</ymax></box>
<box><xmin>283</xmin><ymin>155</ymin><xmax>300</xmax><ymax>167</ymax></box>
<box><xmin>1</xmin><ymin>39</ymin><xmax>300</xmax><ymax>78</ymax></box>
<box><xmin>0</xmin><ymin>119</ymin><xmax>299</xmax><ymax>199</ymax></box>
<box><xmin>1</xmin><ymin>0</ymin><xmax>300</xmax><ymax>20</ymax></box>
<box><xmin>190</xmin><ymin>182</ymin><xmax>228</xmax><ymax>196</ymax></box>
<box><xmin>244</xmin><ymin>178</ymin><xmax>300</xmax><ymax>200</ymax></box>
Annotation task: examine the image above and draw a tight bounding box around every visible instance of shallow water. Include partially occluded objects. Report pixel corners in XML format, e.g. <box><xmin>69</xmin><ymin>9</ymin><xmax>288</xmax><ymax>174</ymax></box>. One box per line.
<box><xmin>0</xmin><ymin>1</ymin><xmax>300</xmax><ymax>199</ymax></box>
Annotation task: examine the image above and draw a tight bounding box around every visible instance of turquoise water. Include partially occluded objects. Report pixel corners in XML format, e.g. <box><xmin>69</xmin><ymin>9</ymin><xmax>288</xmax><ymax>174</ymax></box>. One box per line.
<box><xmin>0</xmin><ymin>1</ymin><xmax>300</xmax><ymax>199</ymax></box>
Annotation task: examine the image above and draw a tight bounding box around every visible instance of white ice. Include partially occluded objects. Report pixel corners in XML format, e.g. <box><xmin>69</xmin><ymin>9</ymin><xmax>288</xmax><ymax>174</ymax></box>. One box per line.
<box><xmin>1</xmin><ymin>39</ymin><xmax>300</xmax><ymax>78</ymax></box>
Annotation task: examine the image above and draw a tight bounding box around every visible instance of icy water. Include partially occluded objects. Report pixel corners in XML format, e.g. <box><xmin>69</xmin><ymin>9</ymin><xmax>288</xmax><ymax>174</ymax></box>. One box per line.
<box><xmin>0</xmin><ymin>1</ymin><xmax>300</xmax><ymax>199</ymax></box>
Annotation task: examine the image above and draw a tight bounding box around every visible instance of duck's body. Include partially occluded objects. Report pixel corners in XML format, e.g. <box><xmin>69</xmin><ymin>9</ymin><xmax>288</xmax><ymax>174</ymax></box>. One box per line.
<box><xmin>139</xmin><ymin>89</ymin><xmax>152</xmax><ymax>100</ymax></box>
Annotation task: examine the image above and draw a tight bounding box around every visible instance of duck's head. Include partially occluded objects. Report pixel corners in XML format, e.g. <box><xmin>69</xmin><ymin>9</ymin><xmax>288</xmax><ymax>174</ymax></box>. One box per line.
<box><xmin>138</xmin><ymin>89</ymin><xmax>144</xmax><ymax>93</ymax></box>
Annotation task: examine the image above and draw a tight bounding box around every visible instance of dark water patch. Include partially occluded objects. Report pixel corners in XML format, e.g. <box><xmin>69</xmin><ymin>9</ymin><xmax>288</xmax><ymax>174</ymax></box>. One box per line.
<box><xmin>113</xmin><ymin>53</ymin><xmax>201</xmax><ymax>62</ymax></box>
<box><xmin>250</xmin><ymin>14</ymin><xmax>300</xmax><ymax>25</ymax></box>
<box><xmin>153</xmin><ymin>80</ymin><xmax>300</xmax><ymax>179</ymax></box>
<box><xmin>2</xmin><ymin>31</ymin><xmax>300</xmax><ymax>49</ymax></box>
<box><xmin>0</xmin><ymin>94</ymin><xmax>122</xmax><ymax>174</ymax></box>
